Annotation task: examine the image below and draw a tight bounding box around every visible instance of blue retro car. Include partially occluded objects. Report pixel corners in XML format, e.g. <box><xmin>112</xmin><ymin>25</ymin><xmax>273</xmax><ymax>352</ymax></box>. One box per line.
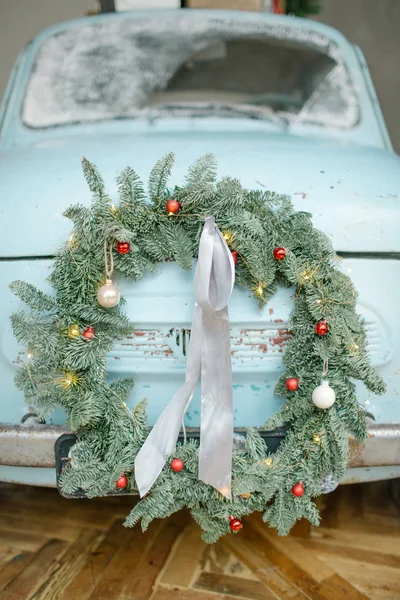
<box><xmin>0</xmin><ymin>9</ymin><xmax>399</xmax><ymax>490</ymax></box>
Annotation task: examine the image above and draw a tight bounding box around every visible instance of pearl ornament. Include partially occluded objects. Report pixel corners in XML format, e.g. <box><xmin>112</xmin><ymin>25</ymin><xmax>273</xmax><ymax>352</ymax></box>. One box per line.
<box><xmin>312</xmin><ymin>380</ymin><xmax>336</xmax><ymax>409</ymax></box>
<box><xmin>97</xmin><ymin>279</ymin><xmax>120</xmax><ymax>308</ymax></box>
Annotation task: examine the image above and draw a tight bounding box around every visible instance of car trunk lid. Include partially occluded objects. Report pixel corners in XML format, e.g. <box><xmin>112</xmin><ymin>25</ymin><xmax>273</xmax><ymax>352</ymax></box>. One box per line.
<box><xmin>1</xmin><ymin>130</ymin><xmax>399</xmax><ymax>257</ymax></box>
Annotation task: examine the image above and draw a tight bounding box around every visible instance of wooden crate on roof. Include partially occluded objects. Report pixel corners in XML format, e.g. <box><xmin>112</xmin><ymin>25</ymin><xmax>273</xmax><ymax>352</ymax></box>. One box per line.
<box><xmin>186</xmin><ymin>0</ymin><xmax>286</xmax><ymax>11</ymax></box>
<box><xmin>187</xmin><ymin>0</ymin><xmax>262</xmax><ymax>11</ymax></box>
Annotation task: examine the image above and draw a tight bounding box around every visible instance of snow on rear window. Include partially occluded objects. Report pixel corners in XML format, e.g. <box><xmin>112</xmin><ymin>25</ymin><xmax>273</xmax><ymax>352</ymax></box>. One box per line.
<box><xmin>22</xmin><ymin>12</ymin><xmax>359</xmax><ymax>129</ymax></box>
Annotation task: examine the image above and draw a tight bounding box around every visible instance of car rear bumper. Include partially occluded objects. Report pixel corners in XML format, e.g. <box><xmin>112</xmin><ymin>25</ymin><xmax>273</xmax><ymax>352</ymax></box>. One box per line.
<box><xmin>1</xmin><ymin>422</ymin><xmax>399</xmax><ymax>470</ymax></box>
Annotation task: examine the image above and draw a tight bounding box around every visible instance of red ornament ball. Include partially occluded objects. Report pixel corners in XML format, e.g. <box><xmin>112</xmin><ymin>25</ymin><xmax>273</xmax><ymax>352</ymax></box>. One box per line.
<box><xmin>231</xmin><ymin>251</ymin><xmax>238</xmax><ymax>266</ymax></box>
<box><xmin>285</xmin><ymin>377</ymin><xmax>299</xmax><ymax>391</ymax></box>
<box><xmin>273</xmin><ymin>247</ymin><xmax>286</xmax><ymax>260</ymax></box>
<box><xmin>116</xmin><ymin>241</ymin><xmax>130</xmax><ymax>254</ymax></box>
<box><xmin>166</xmin><ymin>199</ymin><xmax>181</xmax><ymax>214</ymax></box>
<box><xmin>229</xmin><ymin>515</ymin><xmax>243</xmax><ymax>532</ymax></box>
<box><xmin>315</xmin><ymin>320</ymin><xmax>329</xmax><ymax>336</ymax></box>
<box><xmin>116</xmin><ymin>474</ymin><xmax>128</xmax><ymax>489</ymax></box>
<box><xmin>82</xmin><ymin>326</ymin><xmax>95</xmax><ymax>341</ymax></box>
<box><xmin>170</xmin><ymin>458</ymin><xmax>184</xmax><ymax>472</ymax></box>
<box><xmin>291</xmin><ymin>482</ymin><xmax>305</xmax><ymax>497</ymax></box>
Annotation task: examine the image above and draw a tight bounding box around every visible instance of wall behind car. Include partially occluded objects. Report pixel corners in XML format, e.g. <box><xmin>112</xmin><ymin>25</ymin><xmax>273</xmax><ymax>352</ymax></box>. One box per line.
<box><xmin>0</xmin><ymin>0</ymin><xmax>398</xmax><ymax>151</ymax></box>
<box><xmin>311</xmin><ymin>0</ymin><xmax>400</xmax><ymax>153</ymax></box>
<box><xmin>0</xmin><ymin>0</ymin><xmax>95</xmax><ymax>105</ymax></box>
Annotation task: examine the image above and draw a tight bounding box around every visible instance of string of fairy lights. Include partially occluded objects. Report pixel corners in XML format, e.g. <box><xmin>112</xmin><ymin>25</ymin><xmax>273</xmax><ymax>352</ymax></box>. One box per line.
<box><xmin>23</xmin><ymin>198</ymin><xmax>359</xmax><ymax>507</ymax></box>
<box><xmin>26</xmin><ymin>198</ymin><xmax>361</xmax><ymax>398</ymax></box>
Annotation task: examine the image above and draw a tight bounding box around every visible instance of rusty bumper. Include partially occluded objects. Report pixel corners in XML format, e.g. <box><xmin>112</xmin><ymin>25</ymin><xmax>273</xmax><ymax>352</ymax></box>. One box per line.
<box><xmin>0</xmin><ymin>424</ymin><xmax>67</xmax><ymax>468</ymax></box>
<box><xmin>0</xmin><ymin>423</ymin><xmax>399</xmax><ymax>469</ymax></box>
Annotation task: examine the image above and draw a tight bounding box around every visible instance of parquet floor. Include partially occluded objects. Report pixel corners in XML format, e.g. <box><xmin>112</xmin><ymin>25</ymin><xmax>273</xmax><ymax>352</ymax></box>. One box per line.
<box><xmin>0</xmin><ymin>480</ymin><xmax>399</xmax><ymax>600</ymax></box>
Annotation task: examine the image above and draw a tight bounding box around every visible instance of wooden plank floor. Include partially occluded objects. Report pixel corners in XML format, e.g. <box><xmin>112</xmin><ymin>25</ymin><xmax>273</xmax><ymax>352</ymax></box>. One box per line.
<box><xmin>0</xmin><ymin>480</ymin><xmax>399</xmax><ymax>599</ymax></box>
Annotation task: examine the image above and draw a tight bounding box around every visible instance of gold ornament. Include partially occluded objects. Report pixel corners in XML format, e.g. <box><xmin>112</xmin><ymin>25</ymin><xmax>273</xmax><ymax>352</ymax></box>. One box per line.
<box><xmin>97</xmin><ymin>279</ymin><xmax>120</xmax><ymax>308</ymax></box>
<box><xmin>56</xmin><ymin>370</ymin><xmax>79</xmax><ymax>390</ymax></box>
<box><xmin>223</xmin><ymin>231</ymin><xmax>233</xmax><ymax>244</ymax></box>
<box><xmin>110</xmin><ymin>203</ymin><xmax>119</xmax><ymax>214</ymax></box>
<box><xmin>313</xmin><ymin>434</ymin><xmax>322</xmax><ymax>445</ymax></box>
<box><xmin>68</xmin><ymin>324</ymin><xmax>80</xmax><ymax>338</ymax></box>
<box><xmin>263</xmin><ymin>457</ymin><xmax>273</xmax><ymax>467</ymax></box>
<box><xmin>241</xmin><ymin>492</ymin><xmax>251</xmax><ymax>499</ymax></box>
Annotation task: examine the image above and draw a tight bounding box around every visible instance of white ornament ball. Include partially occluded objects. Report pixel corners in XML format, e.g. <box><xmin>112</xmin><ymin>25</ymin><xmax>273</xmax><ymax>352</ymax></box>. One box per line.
<box><xmin>97</xmin><ymin>279</ymin><xmax>120</xmax><ymax>308</ymax></box>
<box><xmin>312</xmin><ymin>380</ymin><xmax>336</xmax><ymax>409</ymax></box>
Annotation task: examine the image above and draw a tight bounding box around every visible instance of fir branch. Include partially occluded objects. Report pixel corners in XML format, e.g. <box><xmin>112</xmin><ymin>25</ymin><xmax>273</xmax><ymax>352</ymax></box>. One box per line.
<box><xmin>81</xmin><ymin>157</ymin><xmax>105</xmax><ymax>196</ymax></box>
<box><xmin>148</xmin><ymin>152</ymin><xmax>175</xmax><ymax>206</ymax></box>
<box><xmin>132</xmin><ymin>398</ymin><xmax>148</xmax><ymax>445</ymax></box>
<box><xmin>67</xmin><ymin>391</ymin><xmax>104</xmax><ymax>430</ymax></box>
<box><xmin>117</xmin><ymin>166</ymin><xmax>146</xmax><ymax>206</ymax></box>
<box><xmin>183</xmin><ymin>153</ymin><xmax>217</xmax><ymax>207</ymax></box>
<box><xmin>245</xmin><ymin>428</ymin><xmax>268</xmax><ymax>460</ymax></box>
<box><xmin>9</xmin><ymin>281</ymin><xmax>57</xmax><ymax>312</ymax></box>
<box><xmin>63</xmin><ymin>204</ymin><xmax>93</xmax><ymax>234</ymax></box>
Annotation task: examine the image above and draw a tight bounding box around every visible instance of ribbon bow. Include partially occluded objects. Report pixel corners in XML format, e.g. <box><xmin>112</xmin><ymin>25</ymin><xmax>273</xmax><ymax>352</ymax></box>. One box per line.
<box><xmin>135</xmin><ymin>216</ymin><xmax>235</xmax><ymax>498</ymax></box>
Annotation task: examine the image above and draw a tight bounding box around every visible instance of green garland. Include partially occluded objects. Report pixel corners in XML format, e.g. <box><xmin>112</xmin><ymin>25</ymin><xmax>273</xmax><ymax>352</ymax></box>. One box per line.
<box><xmin>10</xmin><ymin>153</ymin><xmax>385</xmax><ymax>542</ymax></box>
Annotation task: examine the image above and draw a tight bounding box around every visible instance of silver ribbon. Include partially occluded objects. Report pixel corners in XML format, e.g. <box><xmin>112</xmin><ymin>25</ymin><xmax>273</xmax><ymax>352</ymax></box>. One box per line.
<box><xmin>135</xmin><ymin>216</ymin><xmax>235</xmax><ymax>499</ymax></box>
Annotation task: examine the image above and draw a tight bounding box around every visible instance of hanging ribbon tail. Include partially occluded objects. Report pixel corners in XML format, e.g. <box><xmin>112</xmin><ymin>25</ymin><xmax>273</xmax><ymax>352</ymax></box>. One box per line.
<box><xmin>134</xmin><ymin>217</ymin><xmax>235</xmax><ymax>499</ymax></box>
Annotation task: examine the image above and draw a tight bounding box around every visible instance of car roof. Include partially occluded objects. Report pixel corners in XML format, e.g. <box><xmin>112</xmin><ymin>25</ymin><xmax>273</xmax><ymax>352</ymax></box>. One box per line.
<box><xmin>0</xmin><ymin>10</ymin><xmax>391</xmax><ymax>151</ymax></box>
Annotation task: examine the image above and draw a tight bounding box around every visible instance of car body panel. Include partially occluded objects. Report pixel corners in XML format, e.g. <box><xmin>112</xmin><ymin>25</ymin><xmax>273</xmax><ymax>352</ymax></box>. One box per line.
<box><xmin>0</xmin><ymin>10</ymin><xmax>399</xmax><ymax>487</ymax></box>
<box><xmin>0</xmin><ymin>132</ymin><xmax>400</xmax><ymax>258</ymax></box>
<box><xmin>2</xmin><ymin>257</ymin><xmax>400</xmax><ymax>429</ymax></box>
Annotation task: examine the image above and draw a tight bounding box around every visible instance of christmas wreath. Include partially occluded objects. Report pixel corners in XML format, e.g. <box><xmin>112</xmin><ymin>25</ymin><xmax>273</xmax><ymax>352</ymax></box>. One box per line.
<box><xmin>10</xmin><ymin>153</ymin><xmax>385</xmax><ymax>542</ymax></box>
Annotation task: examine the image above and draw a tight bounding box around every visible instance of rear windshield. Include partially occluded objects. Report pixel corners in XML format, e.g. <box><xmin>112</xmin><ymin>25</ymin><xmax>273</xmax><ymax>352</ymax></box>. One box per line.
<box><xmin>22</xmin><ymin>13</ymin><xmax>359</xmax><ymax>129</ymax></box>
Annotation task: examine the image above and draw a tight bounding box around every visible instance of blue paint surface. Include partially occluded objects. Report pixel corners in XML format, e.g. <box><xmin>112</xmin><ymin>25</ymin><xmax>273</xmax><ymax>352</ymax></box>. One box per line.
<box><xmin>0</xmin><ymin>9</ymin><xmax>399</xmax><ymax>487</ymax></box>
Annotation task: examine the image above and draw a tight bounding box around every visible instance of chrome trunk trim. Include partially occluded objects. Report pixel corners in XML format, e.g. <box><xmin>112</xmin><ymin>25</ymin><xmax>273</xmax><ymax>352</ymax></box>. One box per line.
<box><xmin>1</xmin><ymin>423</ymin><xmax>399</xmax><ymax>469</ymax></box>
